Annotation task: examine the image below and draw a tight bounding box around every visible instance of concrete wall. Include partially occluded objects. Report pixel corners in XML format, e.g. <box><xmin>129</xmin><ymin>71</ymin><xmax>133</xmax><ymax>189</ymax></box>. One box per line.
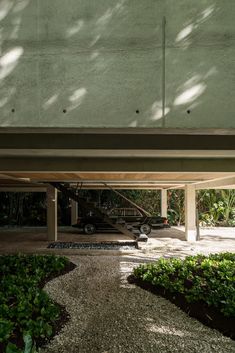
<box><xmin>0</xmin><ymin>0</ymin><xmax>234</xmax><ymax>128</ymax></box>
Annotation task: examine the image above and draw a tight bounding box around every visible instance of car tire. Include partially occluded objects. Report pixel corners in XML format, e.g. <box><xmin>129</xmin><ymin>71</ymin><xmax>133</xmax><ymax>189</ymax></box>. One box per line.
<box><xmin>139</xmin><ymin>224</ymin><xmax>151</xmax><ymax>235</ymax></box>
<box><xmin>84</xmin><ymin>223</ymin><xmax>96</xmax><ymax>235</ymax></box>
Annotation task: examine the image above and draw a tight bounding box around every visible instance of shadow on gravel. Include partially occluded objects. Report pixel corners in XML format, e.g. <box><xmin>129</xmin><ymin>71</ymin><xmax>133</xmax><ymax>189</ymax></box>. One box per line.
<box><xmin>38</xmin><ymin>261</ymin><xmax>77</xmax><ymax>349</ymax></box>
<box><xmin>127</xmin><ymin>274</ymin><xmax>235</xmax><ymax>341</ymax></box>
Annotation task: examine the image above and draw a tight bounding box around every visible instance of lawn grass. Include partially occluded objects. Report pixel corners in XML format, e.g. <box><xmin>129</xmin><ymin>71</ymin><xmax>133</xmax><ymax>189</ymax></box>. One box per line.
<box><xmin>0</xmin><ymin>254</ymin><xmax>76</xmax><ymax>353</ymax></box>
<box><xmin>131</xmin><ymin>252</ymin><xmax>235</xmax><ymax>339</ymax></box>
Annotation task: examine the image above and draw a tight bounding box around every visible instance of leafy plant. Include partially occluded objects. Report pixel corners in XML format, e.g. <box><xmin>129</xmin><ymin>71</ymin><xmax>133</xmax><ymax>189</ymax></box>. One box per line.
<box><xmin>133</xmin><ymin>253</ymin><xmax>235</xmax><ymax>317</ymax></box>
<box><xmin>0</xmin><ymin>320</ymin><xmax>14</xmax><ymax>343</ymax></box>
<box><xmin>198</xmin><ymin>190</ymin><xmax>235</xmax><ymax>226</ymax></box>
<box><xmin>0</xmin><ymin>255</ymin><xmax>69</xmax><ymax>351</ymax></box>
<box><xmin>6</xmin><ymin>332</ymin><xmax>38</xmax><ymax>353</ymax></box>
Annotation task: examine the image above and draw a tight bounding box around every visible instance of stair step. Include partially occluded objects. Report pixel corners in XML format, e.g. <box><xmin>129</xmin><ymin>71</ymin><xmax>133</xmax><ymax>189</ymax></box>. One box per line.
<box><xmin>50</xmin><ymin>182</ymin><xmax>138</xmax><ymax>240</ymax></box>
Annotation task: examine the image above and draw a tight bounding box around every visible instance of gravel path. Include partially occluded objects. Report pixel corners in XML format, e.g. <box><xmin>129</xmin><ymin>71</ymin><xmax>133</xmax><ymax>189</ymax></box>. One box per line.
<box><xmin>41</xmin><ymin>256</ymin><xmax>235</xmax><ymax>353</ymax></box>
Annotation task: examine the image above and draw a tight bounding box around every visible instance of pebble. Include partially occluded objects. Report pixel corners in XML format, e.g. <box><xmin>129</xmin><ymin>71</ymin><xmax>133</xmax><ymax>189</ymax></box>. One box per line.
<box><xmin>47</xmin><ymin>242</ymin><xmax>137</xmax><ymax>250</ymax></box>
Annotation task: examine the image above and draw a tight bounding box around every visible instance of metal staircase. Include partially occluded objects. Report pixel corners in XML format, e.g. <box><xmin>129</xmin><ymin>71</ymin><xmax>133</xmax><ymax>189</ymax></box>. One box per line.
<box><xmin>50</xmin><ymin>182</ymin><xmax>139</xmax><ymax>240</ymax></box>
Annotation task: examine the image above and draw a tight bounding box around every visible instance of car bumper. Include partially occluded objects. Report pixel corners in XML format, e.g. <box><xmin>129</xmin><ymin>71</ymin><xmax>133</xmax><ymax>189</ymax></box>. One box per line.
<box><xmin>151</xmin><ymin>223</ymin><xmax>170</xmax><ymax>229</ymax></box>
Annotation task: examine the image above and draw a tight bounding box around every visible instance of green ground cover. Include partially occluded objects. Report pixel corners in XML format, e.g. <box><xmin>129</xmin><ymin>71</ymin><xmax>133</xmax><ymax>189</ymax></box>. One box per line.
<box><xmin>0</xmin><ymin>255</ymin><xmax>69</xmax><ymax>353</ymax></box>
<box><xmin>133</xmin><ymin>252</ymin><xmax>235</xmax><ymax>317</ymax></box>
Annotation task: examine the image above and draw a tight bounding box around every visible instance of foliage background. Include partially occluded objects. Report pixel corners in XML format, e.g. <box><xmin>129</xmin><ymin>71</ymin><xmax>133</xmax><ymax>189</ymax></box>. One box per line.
<box><xmin>0</xmin><ymin>189</ymin><xmax>234</xmax><ymax>227</ymax></box>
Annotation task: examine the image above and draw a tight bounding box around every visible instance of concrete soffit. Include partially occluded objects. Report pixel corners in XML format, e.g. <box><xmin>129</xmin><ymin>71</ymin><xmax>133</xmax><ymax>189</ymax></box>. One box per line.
<box><xmin>0</xmin><ymin>131</ymin><xmax>235</xmax><ymax>189</ymax></box>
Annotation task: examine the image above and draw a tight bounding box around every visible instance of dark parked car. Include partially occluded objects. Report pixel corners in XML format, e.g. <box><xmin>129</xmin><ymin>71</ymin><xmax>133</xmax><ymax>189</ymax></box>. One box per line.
<box><xmin>73</xmin><ymin>207</ymin><xmax>169</xmax><ymax>235</ymax></box>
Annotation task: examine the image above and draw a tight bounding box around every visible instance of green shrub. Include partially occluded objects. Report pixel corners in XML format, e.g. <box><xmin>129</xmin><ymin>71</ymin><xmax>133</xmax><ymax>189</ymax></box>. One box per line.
<box><xmin>0</xmin><ymin>255</ymin><xmax>69</xmax><ymax>350</ymax></box>
<box><xmin>133</xmin><ymin>252</ymin><xmax>235</xmax><ymax>317</ymax></box>
<box><xmin>5</xmin><ymin>332</ymin><xmax>38</xmax><ymax>353</ymax></box>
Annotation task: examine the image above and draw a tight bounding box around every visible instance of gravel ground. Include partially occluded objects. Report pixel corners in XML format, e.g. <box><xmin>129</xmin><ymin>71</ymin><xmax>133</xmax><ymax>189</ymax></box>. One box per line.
<box><xmin>40</xmin><ymin>256</ymin><xmax>235</xmax><ymax>353</ymax></box>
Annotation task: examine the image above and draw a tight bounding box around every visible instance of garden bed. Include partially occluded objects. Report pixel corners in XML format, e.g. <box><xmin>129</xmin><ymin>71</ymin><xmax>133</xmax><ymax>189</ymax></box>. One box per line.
<box><xmin>130</xmin><ymin>253</ymin><xmax>235</xmax><ymax>340</ymax></box>
<box><xmin>0</xmin><ymin>255</ymin><xmax>76</xmax><ymax>353</ymax></box>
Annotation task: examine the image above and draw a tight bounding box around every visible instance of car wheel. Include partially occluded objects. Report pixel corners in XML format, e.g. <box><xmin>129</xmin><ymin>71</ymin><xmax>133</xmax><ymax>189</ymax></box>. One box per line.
<box><xmin>140</xmin><ymin>224</ymin><xmax>151</xmax><ymax>235</ymax></box>
<box><xmin>84</xmin><ymin>223</ymin><xmax>96</xmax><ymax>235</ymax></box>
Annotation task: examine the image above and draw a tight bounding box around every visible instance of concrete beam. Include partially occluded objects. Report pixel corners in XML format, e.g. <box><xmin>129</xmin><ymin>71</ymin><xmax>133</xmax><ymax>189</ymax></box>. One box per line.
<box><xmin>161</xmin><ymin>189</ymin><xmax>168</xmax><ymax>218</ymax></box>
<box><xmin>68</xmin><ymin>185</ymin><xmax>175</xmax><ymax>190</ymax></box>
<box><xmin>0</xmin><ymin>173</ymin><xmax>31</xmax><ymax>182</ymax></box>
<box><xmin>1</xmin><ymin>149</ymin><xmax>235</xmax><ymax>159</ymax></box>
<box><xmin>185</xmin><ymin>185</ymin><xmax>197</xmax><ymax>242</ymax></box>
<box><xmin>47</xmin><ymin>185</ymin><xmax>57</xmax><ymax>242</ymax></box>
<box><xmin>195</xmin><ymin>176</ymin><xmax>235</xmax><ymax>189</ymax></box>
<box><xmin>0</xmin><ymin>187</ymin><xmax>47</xmax><ymax>192</ymax></box>
<box><xmin>1</xmin><ymin>132</ymin><xmax>235</xmax><ymax>151</ymax></box>
<box><xmin>1</xmin><ymin>128</ymin><xmax>235</xmax><ymax>135</ymax></box>
<box><xmin>166</xmin><ymin>185</ymin><xmax>185</xmax><ymax>190</ymax></box>
<box><xmin>1</xmin><ymin>157</ymin><xmax>235</xmax><ymax>172</ymax></box>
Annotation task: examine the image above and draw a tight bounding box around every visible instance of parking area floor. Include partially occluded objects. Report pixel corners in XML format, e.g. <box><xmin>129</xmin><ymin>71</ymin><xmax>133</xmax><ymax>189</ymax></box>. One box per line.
<box><xmin>0</xmin><ymin>226</ymin><xmax>234</xmax><ymax>257</ymax></box>
<box><xmin>138</xmin><ymin>226</ymin><xmax>235</xmax><ymax>259</ymax></box>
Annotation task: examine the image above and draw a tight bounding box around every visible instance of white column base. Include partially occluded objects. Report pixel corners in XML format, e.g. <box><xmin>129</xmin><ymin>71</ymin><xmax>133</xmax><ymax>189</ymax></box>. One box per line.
<box><xmin>185</xmin><ymin>229</ymin><xmax>197</xmax><ymax>242</ymax></box>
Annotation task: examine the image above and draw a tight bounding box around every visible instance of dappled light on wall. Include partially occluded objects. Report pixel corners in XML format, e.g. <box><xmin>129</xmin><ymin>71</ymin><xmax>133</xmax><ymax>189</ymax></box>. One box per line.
<box><xmin>9</xmin><ymin>17</ymin><xmax>22</xmax><ymax>39</ymax></box>
<box><xmin>176</xmin><ymin>24</ymin><xmax>194</xmax><ymax>43</ymax></box>
<box><xmin>150</xmin><ymin>101</ymin><xmax>170</xmax><ymax>121</ymax></box>
<box><xmin>66</xmin><ymin>19</ymin><xmax>84</xmax><ymax>38</ymax></box>
<box><xmin>0</xmin><ymin>87</ymin><xmax>15</xmax><ymax>108</ymax></box>
<box><xmin>201</xmin><ymin>6</ymin><xmax>214</xmax><ymax>21</ymax></box>
<box><xmin>0</xmin><ymin>0</ymin><xmax>14</xmax><ymax>22</ymax></box>
<box><xmin>0</xmin><ymin>0</ymin><xmax>234</xmax><ymax>128</ymax></box>
<box><xmin>128</xmin><ymin>120</ymin><xmax>137</xmax><ymax>127</ymax></box>
<box><xmin>174</xmin><ymin>83</ymin><xmax>206</xmax><ymax>106</ymax></box>
<box><xmin>90</xmin><ymin>50</ymin><xmax>100</xmax><ymax>61</ymax></box>
<box><xmin>67</xmin><ymin>87</ymin><xmax>87</xmax><ymax>112</ymax></box>
<box><xmin>13</xmin><ymin>0</ymin><xmax>30</xmax><ymax>14</ymax></box>
<box><xmin>175</xmin><ymin>5</ymin><xmax>215</xmax><ymax>48</ymax></box>
<box><xmin>0</xmin><ymin>87</ymin><xmax>16</xmax><ymax>108</ymax></box>
<box><xmin>96</xmin><ymin>0</ymin><xmax>126</xmax><ymax>29</ymax></box>
<box><xmin>89</xmin><ymin>35</ymin><xmax>101</xmax><ymax>48</ymax></box>
<box><xmin>43</xmin><ymin>94</ymin><xmax>59</xmax><ymax>111</ymax></box>
<box><xmin>0</xmin><ymin>47</ymin><xmax>23</xmax><ymax>80</ymax></box>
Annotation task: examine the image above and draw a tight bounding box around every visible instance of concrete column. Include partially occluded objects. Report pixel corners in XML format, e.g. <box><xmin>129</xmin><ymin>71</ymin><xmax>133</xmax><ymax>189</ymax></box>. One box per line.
<box><xmin>161</xmin><ymin>189</ymin><xmax>168</xmax><ymax>218</ymax></box>
<box><xmin>71</xmin><ymin>199</ymin><xmax>78</xmax><ymax>225</ymax></box>
<box><xmin>47</xmin><ymin>185</ymin><xmax>57</xmax><ymax>241</ymax></box>
<box><xmin>185</xmin><ymin>185</ymin><xmax>197</xmax><ymax>242</ymax></box>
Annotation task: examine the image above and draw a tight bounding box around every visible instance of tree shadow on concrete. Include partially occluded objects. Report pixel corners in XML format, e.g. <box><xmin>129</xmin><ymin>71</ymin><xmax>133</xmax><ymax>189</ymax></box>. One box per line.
<box><xmin>1</xmin><ymin>0</ymin><xmax>233</xmax><ymax>129</ymax></box>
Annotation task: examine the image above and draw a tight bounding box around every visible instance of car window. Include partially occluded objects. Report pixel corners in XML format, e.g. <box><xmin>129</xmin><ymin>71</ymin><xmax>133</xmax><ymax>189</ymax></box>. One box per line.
<box><xmin>109</xmin><ymin>208</ymin><xmax>142</xmax><ymax>217</ymax></box>
<box><xmin>124</xmin><ymin>208</ymin><xmax>142</xmax><ymax>216</ymax></box>
<box><xmin>109</xmin><ymin>208</ymin><xmax>124</xmax><ymax>217</ymax></box>
<box><xmin>125</xmin><ymin>209</ymin><xmax>134</xmax><ymax>216</ymax></box>
<box><xmin>134</xmin><ymin>209</ymin><xmax>142</xmax><ymax>216</ymax></box>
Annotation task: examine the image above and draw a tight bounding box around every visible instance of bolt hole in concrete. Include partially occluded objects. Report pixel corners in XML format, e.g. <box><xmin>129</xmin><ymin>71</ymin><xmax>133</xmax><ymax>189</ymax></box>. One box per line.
<box><xmin>63</xmin><ymin>109</ymin><xmax>67</xmax><ymax>113</ymax></box>
<box><xmin>11</xmin><ymin>108</ymin><xmax>15</xmax><ymax>113</ymax></box>
<box><xmin>187</xmin><ymin>109</ymin><xmax>191</xmax><ymax>114</ymax></box>
<box><xmin>136</xmin><ymin>109</ymin><xmax>140</xmax><ymax>114</ymax></box>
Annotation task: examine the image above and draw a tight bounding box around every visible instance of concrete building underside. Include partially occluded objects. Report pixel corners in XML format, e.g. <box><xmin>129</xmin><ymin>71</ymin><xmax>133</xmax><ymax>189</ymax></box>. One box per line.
<box><xmin>0</xmin><ymin>130</ymin><xmax>235</xmax><ymax>243</ymax></box>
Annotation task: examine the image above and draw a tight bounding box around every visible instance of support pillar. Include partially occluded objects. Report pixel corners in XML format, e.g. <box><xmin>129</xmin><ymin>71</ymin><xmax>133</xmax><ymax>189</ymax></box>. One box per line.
<box><xmin>71</xmin><ymin>199</ymin><xmax>78</xmax><ymax>225</ymax></box>
<box><xmin>185</xmin><ymin>185</ymin><xmax>197</xmax><ymax>242</ymax></box>
<box><xmin>161</xmin><ymin>189</ymin><xmax>168</xmax><ymax>218</ymax></box>
<box><xmin>47</xmin><ymin>185</ymin><xmax>57</xmax><ymax>241</ymax></box>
